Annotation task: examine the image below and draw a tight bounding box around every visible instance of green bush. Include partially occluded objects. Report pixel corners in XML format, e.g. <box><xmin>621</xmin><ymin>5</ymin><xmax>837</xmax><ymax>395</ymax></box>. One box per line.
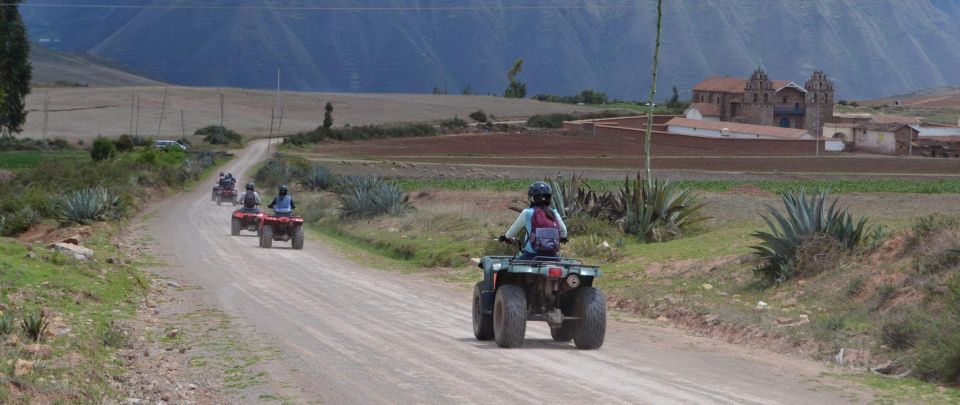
<box><xmin>21</xmin><ymin>310</ymin><xmax>48</xmax><ymax>342</ymax></box>
<box><xmin>623</xmin><ymin>175</ymin><xmax>706</xmax><ymax>243</ymax></box>
<box><xmin>440</xmin><ymin>116</ymin><xmax>468</xmax><ymax>131</ymax></box>
<box><xmin>751</xmin><ymin>190</ymin><xmax>876</xmax><ymax>283</ymax></box>
<box><xmin>301</xmin><ymin>165</ymin><xmax>337</xmax><ymax>191</ymax></box>
<box><xmin>0</xmin><ymin>207</ymin><xmax>39</xmax><ymax>236</ymax></box>
<box><xmin>196</xmin><ymin>125</ymin><xmax>242</xmax><ymax>145</ymax></box>
<box><xmin>57</xmin><ymin>186</ymin><xmax>122</xmax><ymax>225</ymax></box>
<box><xmin>114</xmin><ymin>134</ymin><xmax>135</xmax><ymax>152</ymax></box>
<box><xmin>913</xmin><ymin>275</ymin><xmax>960</xmax><ymax>384</ymax></box>
<box><xmin>911</xmin><ymin>214</ymin><xmax>960</xmax><ymax>245</ymax></box>
<box><xmin>90</xmin><ymin>136</ymin><xmax>116</xmax><ymax>162</ymax></box>
<box><xmin>0</xmin><ymin>313</ymin><xmax>14</xmax><ymax>335</ymax></box>
<box><xmin>526</xmin><ymin>113</ymin><xmax>575</xmax><ymax>128</ymax></box>
<box><xmin>338</xmin><ymin>176</ymin><xmax>412</xmax><ymax>219</ymax></box>
<box><xmin>255</xmin><ymin>157</ymin><xmax>305</xmax><ymax>189</ymax></box>
<box><xmin>570</xmin><ymin>234</ymin><xmax>615</xmax><ymax>259</ymax></box>
<box><xmin>880</xmin><ymin>309</ymin><xmax>922</xmax><ymax>350</ymax></box>
<box><xmin>565</xmin><ymin>216</ymin><xmax>621</xmax><ymax>240</ymax></box>
<box><xmin>469</xmin><ymin>110</ymin><xmax>488</xmax><ymax>123</ymax></box>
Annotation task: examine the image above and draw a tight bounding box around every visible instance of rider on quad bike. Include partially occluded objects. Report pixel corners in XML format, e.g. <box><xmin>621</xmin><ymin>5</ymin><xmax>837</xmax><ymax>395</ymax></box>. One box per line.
<box><xmin>499</xmin><ymin>181</ymin><xmax>569</xmax><ymax>260</ymax></box>
<box><xmin>239</xmin><ymin>182</ymin><xmax>261</xmax><ymax>213</ymax></box>
<box><xmin>267</xmin><ymin>185</ymin><xmax>296</xmax><ymax>217</ymax></box>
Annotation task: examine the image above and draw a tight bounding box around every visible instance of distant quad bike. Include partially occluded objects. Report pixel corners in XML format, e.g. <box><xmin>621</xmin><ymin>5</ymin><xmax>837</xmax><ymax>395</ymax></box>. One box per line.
<box><xmin>259</xmin><ymin>214</ymin><xmax>305</xmax><ymax>250</ymax></box>
<box><xmin>473</xmin><ymin>238</ymin><xmax>606</xmax><ymax>349</ymax></box>
<box><xmin>216</xmin><ymin>186</ymin><xmax>237</xmax><ymax>206</ymax></box>
<box><xmin>231</xmin><ymin>210</ymin><xmax>264</xmax><ymax>236</ymax></box>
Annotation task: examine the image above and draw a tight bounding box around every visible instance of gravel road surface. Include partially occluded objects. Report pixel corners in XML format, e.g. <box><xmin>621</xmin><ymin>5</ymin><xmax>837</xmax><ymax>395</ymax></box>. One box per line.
<box><xmin>148</xmin><ymin>140</ymin><xmax>856</xmax><ymax>404</ymax></box>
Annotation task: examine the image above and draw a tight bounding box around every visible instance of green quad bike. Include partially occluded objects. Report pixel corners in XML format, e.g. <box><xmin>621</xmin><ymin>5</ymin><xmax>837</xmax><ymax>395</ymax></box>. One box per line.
<box><xmin>473</xmin><ymin>238</ymin><xmax>606</xmax><ymax>349</ymax></box>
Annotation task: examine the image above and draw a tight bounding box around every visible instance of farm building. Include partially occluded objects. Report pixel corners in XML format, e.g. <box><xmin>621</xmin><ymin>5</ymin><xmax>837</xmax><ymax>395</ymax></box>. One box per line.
<box><xmin>665</xmin><ymin>117</ymin><xmax>813</xmax><ymax>139</ymax></box>
<box><xmin>852</xmin><ymin>123</ymin><xmax>919</xmax><ymax>155</ymax></box>
<box><xmin>690</xmin><ymin>69</ymin><xmax>834</xmax><ymax>136</ymax></box>
<box><xmin>683</xmin><ymin>103</ymin><xmax>721</xmax><ymax>121</ymax></box>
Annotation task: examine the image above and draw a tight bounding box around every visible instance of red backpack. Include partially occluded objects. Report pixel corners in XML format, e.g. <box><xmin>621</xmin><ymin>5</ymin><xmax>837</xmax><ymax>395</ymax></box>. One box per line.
<box><xmin>529</xmin><ymin>207</ymin><xmax>561</xmax><ymax>254</ymax></box>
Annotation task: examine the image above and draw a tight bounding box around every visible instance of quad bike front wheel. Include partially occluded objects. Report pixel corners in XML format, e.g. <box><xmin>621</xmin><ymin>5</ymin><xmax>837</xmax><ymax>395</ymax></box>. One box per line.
<box><xmin>573</xmin><ymin>287</ymin><xmax>606</xmax><ymax>350</ymax></box>
<box><xmin>494</xmin><ymin>284</ymin><xmax>527</xmax><ymax>348</ymax></box>
<box><xmin>260</xmin><ymin>225</ymin><xmax>273</xmax><ymax>248</ymax></box>
<box><xmin>292</xmin><ymin>225</ymin><xmax>304</xmax><ymax>250</ymax></box>
<box><xmin>231</xmin><ymin>217</ymin><xmax>241</xmax><ymax>236</ymax></box>
<box><xmin>472</xmin><ymin>282</ymin><xmax>494</xmax><ymax>341</ymax></box>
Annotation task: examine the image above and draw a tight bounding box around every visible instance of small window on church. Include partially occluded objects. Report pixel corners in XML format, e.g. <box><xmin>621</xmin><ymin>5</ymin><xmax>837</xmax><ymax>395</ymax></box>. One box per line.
<box><xmin>763</xmin><ymin>93</ymin><xmax>768</xmax><ymax>103</ymax></box>
<box><xmin>753</xmin><ymin>94</ymin><xmax>758</xmax><ymax>103</ymax></box>
<box><xmin>813</xmin><ymin>93</ymin><xmax>818</xmax><ymax>103</ymax></box>
<box><xmin>700</xmin><ymin>95</ymin><xmax>704</xmax><ymax>102</ymax></box>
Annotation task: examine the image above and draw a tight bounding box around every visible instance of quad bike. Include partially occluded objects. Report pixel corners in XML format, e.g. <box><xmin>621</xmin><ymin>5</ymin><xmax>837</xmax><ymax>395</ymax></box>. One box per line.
<box><xmin>259</xmin><ymin>214</ymin><xmax>305</xmax><ymax>250</ymax></box>
<box><xmin>473</xmin><ymin>237</ymin><xmax>606</xmax><ymax>349</ymax></box>
<box><xmin>231</xmin><ymin>209</ymin><xmax>264</xmax><ymax>236</ymax></box>
<box><xmin>216</xmin><ymin>186</ymin><xmax>237</xmax><ymax>206</ymax></box>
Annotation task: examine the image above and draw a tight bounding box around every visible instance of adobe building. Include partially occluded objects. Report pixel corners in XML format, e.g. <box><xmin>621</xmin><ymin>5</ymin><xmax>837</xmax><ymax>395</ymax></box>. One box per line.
<box><xmin>687</xmin><ymin>69</ymin><xmax>834</xmax><ymax>136</ymax></box>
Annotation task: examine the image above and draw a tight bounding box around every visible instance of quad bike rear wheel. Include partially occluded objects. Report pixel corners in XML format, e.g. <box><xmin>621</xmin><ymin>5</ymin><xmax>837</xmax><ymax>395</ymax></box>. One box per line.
<box><xmin>260</xmin><ymin>225</ymin><xmax>273</xmax><ymax>248</ymax></box>
<box><xmin>572</xmin><ymin>287</ymin><xmax>606</xmax><ymax>350</ymax></box>
<box><xmin>493</xmin><ymin>284</ymin><xmax>526</xmax><ymax>348</ymax></box>
<box><xmin>231</xmin><ymin>217</ymin><xmax>241</xmax><ymax>236</ymax></box>
<box><xmin>292</xmin><ymin>225</ymin><xmax>304</xmax><ymax>250</ymax></box>
<box><xmin>472</xmin><ymin>282</ymin><xmax>494</xmax><ymax>341</ymax></box>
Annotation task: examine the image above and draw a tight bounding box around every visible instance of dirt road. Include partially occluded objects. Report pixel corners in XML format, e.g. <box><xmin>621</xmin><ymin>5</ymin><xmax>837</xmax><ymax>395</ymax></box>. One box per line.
<box><xmin>148</xmin><ymin>140</ymin><xmax>859</xmax><ymax>404</ymax></box>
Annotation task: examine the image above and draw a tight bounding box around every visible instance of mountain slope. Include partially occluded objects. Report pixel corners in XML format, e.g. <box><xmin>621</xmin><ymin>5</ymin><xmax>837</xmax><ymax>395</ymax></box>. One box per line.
<box><xmin>29</xmin><ymin>44</ymin><xmax>162</xmax><ymax>86</ymax></box>
<box><xmin>20</xmin><ymin>0</ymin><xmax>960</xmax><ymax>99</ymax></box>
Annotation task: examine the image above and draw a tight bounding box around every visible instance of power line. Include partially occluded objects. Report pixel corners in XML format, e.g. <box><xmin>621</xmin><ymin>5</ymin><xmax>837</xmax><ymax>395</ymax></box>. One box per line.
<box><xmin>5</xmin><ymin>2</ymin><xmax>640</xmax><ymax>11</ymax></box>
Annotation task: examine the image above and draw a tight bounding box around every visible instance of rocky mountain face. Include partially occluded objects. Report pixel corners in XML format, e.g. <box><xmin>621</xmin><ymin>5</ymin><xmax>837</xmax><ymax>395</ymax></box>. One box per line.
<box><xmin>20</xmin><ymin>0</ymin><xmax>960</xmax><ymax>99</ymax></box>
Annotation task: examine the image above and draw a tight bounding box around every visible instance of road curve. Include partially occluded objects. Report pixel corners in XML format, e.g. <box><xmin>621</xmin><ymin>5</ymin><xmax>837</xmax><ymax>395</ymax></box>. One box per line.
<box><xmin>149</xmin><ymin>140</ymin><xmax>852</xmax><ymax>404</ymax></box>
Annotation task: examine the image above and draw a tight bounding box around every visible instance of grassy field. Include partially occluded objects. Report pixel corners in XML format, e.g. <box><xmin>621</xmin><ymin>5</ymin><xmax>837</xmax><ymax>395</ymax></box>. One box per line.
<box><xmin>390</xmin><ymin>177</ymin><xmax>960</xmax><ymax>194</ymax></box>
<box><xmin>0</xmin><ymin>225</ymin><xmax>149</xmax><ymax>401</ymax></box>
<box><xmin>0</xmin><ymin>150</ymin><xmax>89</xmax><ymax>169</ymax></box>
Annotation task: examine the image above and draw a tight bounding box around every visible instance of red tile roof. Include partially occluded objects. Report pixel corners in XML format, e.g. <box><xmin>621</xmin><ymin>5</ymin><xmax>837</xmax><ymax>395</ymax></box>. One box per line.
<box><xmin>871</xmin><ymin>115</ymin><xmax>921</xmax><ymax>125</ymax></box>
<box><xmin>688</xmin><ymin>102</ymin><xmax>721</xmax><ymax>116</ymax></box>
<box><xmin>665</xmin><ymin>117</ymin><xmax>811</xmax><ymax>139</ymax></box>
<box><xmin>692</xmin><ymin>77</ymin><xmax>747</xmax><ymax>93</ymax></box>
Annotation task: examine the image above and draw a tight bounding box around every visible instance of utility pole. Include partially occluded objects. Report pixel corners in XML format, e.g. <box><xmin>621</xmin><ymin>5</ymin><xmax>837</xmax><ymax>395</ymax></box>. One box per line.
<box><xmin>180</xmin><ymin>109</ymin><xmax>185</xmax><ymax>139</ymax></box>
<box><xmin>156</xmin><ymin>87</ymin><xmax>169</xmax><ymax>138</ymax></box>
<box><xmin>129</xmin><ymin>93</ymin><xmax>135</xmax><ymax>135</ymax></box>
<box><xmin>642</xmin><ymin>0</ymin><xmax>664</xmax><ymax>185</ymax></box>
<box><xmin>218</xmin><ymin>89</ymin><xmax>225</xmax><ymax>144</ymax></box>
<box><xmin>135</xmin><ymin>95</ymin><xmax>141</xmax><ymax>137</ymax></box>
<box><xmin>41</xmin><ymin>92</ymin><xmax>49</xmax><ymax>150</ymax></box>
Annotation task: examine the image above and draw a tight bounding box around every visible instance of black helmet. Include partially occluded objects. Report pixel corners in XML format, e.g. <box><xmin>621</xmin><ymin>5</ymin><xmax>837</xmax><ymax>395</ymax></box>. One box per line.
<box><xmin>279</xmin><ymin>185</ymin><xmax>288</xmax><ymax>195</ymax></box>
<box><xmin>219</xmin><ymin>172</ymin><xmax>224</xmax><ymax>177</ymax></box>
<box><xmin>246</xmin><ymin>182</ymin><xmax>255</xmax><ymax>191</ymax></box>
<box><xmin>528</xmin><ymin>181</ymin><xmax>552</xmax><ymax>205</ymax></box>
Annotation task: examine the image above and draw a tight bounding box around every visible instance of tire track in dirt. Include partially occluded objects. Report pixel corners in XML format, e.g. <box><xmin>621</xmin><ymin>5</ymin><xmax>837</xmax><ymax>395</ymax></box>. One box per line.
<box><xmin>147</xmin><ymin>139</ymin><xmax>859</xmax><ymax>404</ymax></box>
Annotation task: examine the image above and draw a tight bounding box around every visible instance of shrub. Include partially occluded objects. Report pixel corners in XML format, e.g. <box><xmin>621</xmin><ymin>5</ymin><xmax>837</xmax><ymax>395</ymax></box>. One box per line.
<box><xmin>526</xmin><ymin>113</ymin><xmax>575</xmax><ymax>128</ymax></box>
<box><xmin>21</xmin><ymin>310</ymin><xmax>48</xmax><ymax>342</ymax></box>
<box><xmin>301</xmin><ymin>193</ymin><xmax>334</xmax><ymax>224</ymax></box>
<box><xmin>90</xmin><ymin>136</ymin><xmax>115</xmax><ymax>162</ymax></box>
<box><xmin>196</xmin><ymin>125</ymin><xmax>242</xmax><ymax>145</ymax></box>
<box><xmin>440</xmin><ymin>116</ymin><xmax>468</xmax><ymax>131</ymax></box>
<box><xmin>301</xmin><ymin>165</ymin><xmax>337</xmax><ymax>191</ymax></box>
<box><xmin>846</xmin><ymin>275</ymin><xmax>865</xmax><ymax>297</ymax></box>
<box><xmin>911</xmin><ymin>214</ymin><xmax>960</xmax><ymax>245</ymax></box>
<box><xmin>114</xmin><ymin>134</ymin><xmax>135</xmax><ymax>152</ymax></box>
<box><xmin>880</xmin><ymin>309</ymin><xmax>922</xmax><ymax>350</ymax></box>
<box><xmin>912</xmin><ymin>275</ymin><xmax>960</xmax><ymax>384</ymax></box>
<box><xmin>751</xmin><ymin>190</ymin><xmax>876</xmax><ymax>283</ymax></box>
<box><xmin>549</xmin><ymin>173</ymin><xmax>626</xmax><ymax>222</ymax></box>
<box><xmin>623</xmin><ymin>175</ymin><xmax>706</xmax><ymax>243</ymax></box>
<box><xmin>102</xmin><ymin>321</ymin><xmax>129</xmax><ymax>348</ymax></box>
<box><xmin>57</xmin><ymin>186</ymin><xmax>122</xmax><ymax>225</ymax></box>
<box><xmin>0</xmin><ymin>207</ymin><xmax>39</xmax><ymax>236</ymax></box>
<box><xmin>469</xmin><ymin>110</ymin><xmax>488</xmax><ymax>123</ymax></box>
<box><xmin>874</xmin><ymin>283</ymin><xmax>899</xmax><ymax>309</ymax></box>
<box><xmin>254</xmin><ymin>157</ymin><xmax>304</xmax><ymax>189</ymax></box>
<box><xmin>0</xmin><ymin>313</ymin><xmax>14</xmax><ymax>335</ymax></box>
<box><xmin>285</xmin><ymin>123</ymin><xmax>437</xmax><ymax>146</ymax></box>
<box><xmin>338</xmin><ymin>176</ymin><xmax>412</xmax><ymax>219</ymax></box>
<box><xmin>570</xmin><ymin>234</ymin><xmax>616</xmax><ymax>259</ymax></box>
<box><xmin>565</xmin><ymin>216</ymin><xmax>621</xmax><ymax>240</ymax></box>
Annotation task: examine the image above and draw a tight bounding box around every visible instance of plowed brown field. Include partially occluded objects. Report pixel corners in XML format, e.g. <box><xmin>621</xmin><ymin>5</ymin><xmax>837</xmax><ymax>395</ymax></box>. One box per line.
<box><xmin>306</xmin><ymin>132</ymin><xmax>960</xmax><ymax>176</ymax></box>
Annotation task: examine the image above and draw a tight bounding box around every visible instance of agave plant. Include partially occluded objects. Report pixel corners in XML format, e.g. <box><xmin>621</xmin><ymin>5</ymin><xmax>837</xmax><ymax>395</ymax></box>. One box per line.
<box><xmin>301</xmin><ymin>165</ymin><xmax>337</xmax><ymax>191</ymax></box>
<box><xmin>57</xmin><ymin>186</ymin><xmax>121</xmax><ymax>225</ymax></box>
<box><xmin>21</xmin><ymin>310</ymin><xmax>48</xmax><ymax>342</ymax></box>
<box><xmin>548</xmin><ymin>173</ymin><xmax>626</xmax><ymax>221</ymax></box>
<box><xmin>623</xmin><ymin>174</ymin><xmax>707</xmax><ymax>243</ymax></box>
<box><xmin>339</xmin><ymin>176</ymin><xmax>412</xmax><ymax>218</ymax></box>
<box><xmin>752</xmin><ymin>190</ymin><xmax>875</xmax><ymax>283</ymax></box>
<box><xmin>255</xmin><ymin>157</ymin><xmax>304</xmax><ymax>188</ymax></box>
<box><xmin>0</xmin><ymin>313</ymin><xmax>14</xmax><ymax>335</ymax></box>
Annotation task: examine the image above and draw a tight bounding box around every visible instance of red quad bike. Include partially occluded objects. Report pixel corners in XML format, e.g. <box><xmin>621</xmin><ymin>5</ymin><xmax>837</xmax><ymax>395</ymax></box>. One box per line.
<box><xmin>259</xmin><ymin>215</ymin><xmax>305</xmax><ymax>250</ymax></box>
<box><xmin>216</xmin><ymin>186</ymin><xmax>237</xmax><ymax>206</ymax></box>
<box><xmin>231</xmin><ymin>210</ymin><xmax>264</xmax><ymax>236</ymax></box>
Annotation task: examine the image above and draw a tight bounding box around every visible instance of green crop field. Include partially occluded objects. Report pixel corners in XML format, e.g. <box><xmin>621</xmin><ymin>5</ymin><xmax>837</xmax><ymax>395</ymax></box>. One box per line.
<box><xmin>0</xmin><ymin>150</ymin><xmax>89</xmax><ymax>169</ymax></box>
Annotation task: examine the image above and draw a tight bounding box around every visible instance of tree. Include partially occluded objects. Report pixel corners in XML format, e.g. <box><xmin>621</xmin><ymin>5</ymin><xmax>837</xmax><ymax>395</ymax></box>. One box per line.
<box><xmin>323</xmin><ymin>102</ymin><xmax>334</xmax><ymax>129</ymax></box>
<box><xmin>643</xmin><ymin>0</ymin><xmax>664</xmax><ymax>185</ymax></box>
<box><xmin>114</xmin><ymin>134</ymin><xmax>135</xmax><ymax>152</ymax></box>
<box><xmin>0</xmin><ymin>0</ymin><xmax>32</xmax><ymax>139</ymax></box>
<box><xmin>666</xmin><ymin>86</ymin><xmax>680</xmax><ymax>107</ymax></box>
<box><xmin>462</xmin><ymin>85</ymin><xmax>474</xmax><ymax>95</ymax></box>
<box><xmin>504</xmin><ymin>58</ymin><xmax>527</xmax><ymax>98</ymax></box>
<box><xmin>91</xmin><ymin>136</ymin><xmax>115</xmax><ymax>162</ymax></box>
